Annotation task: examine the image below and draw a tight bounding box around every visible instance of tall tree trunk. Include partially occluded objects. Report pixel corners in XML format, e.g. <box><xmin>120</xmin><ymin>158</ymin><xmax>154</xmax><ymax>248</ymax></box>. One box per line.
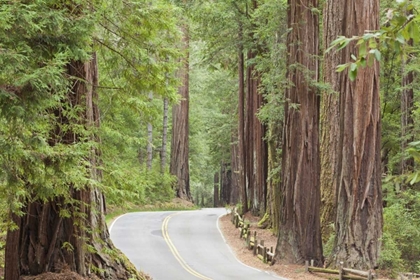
<box><xmin>238</xmin><ymin>22</ymin><xmax>248</xmax><ymax>214</ymax></box>
<box><xmin>146</xmin><ymin>92</ymin><xmax>153</xmax><ymax>171</ymax></box>
<box><xmin>320</xmin><ymin>0</ymin><xmax>342</xmax><ymax>243</ymax></box>
<box><xmin>214</xmin><ymin>172</ymin><xmax>220</xmax><ymax>207</ymax></box>
<box><xmin>230</xmin><ymin>133</ymin><xmax>240</xmax><ymax>205</ymax></box>
<box><xmin>255</xmin><ymin>79</ymin><xmax>268</xmax><ymax>216</ymax></box>
<box><xmin>220</xmin><ymin>162</ymin><xmax>232</xmax><ymax>205</ymax></box>
<box><xmin>170</xmin><ymin>23</ymin><xmax>192</xmax><ymax>201</ymax></box>
<box><xmin>266</xmin><ymin>121</ymin><xmax>282</xmax><ymax>232</ymax></box>
<box><xmin>161</xmin><ymin>98</ymin><xmax>169</xmax><ymax>173</ymax></box>
<box><xmin>245</xmin><ymin>52</ymin><xmax>256</xmax><ymax>214</ymax></box>
<box><xmin>275</xmin><ymin>0</ymin><xmax>323</xmax><ymax>264</ymax></box>
<box><xmin>330</xmin><ymin>0</ymin><xmax>383</xmax><ymax>270</ymax></box>
<box><xmin>5</xmin><ymin>55</ymin><xmax>138</xmax><ymax>279</ymax></box>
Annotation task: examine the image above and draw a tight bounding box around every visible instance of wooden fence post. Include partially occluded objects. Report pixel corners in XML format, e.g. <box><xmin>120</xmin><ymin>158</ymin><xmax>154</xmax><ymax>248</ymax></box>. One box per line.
<box><xmin>339</xmin><ymin>262</ymin><xmax>344</xmax><ymax>280</ymax></box>
<box><xmin>263</xmin><ymin>246</ymin><xmax>267</xmax><ymax>263</ymax></box>
<box><xmin>253</xmin><ymin>239</ymin><xmax>257</xmax><ymax>255</ymax></box>
<box><xmin>305</xmin><ymin>260</ymin><xmax>309</xmax><ymax>272</ymax></box>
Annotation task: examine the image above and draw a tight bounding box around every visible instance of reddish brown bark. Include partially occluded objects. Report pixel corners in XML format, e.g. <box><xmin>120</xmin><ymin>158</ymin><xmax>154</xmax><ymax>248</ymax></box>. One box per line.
<box><xmin>320</xmin><ymin>0</ymin><xmax>342</xmax><ymax>243</ymax></box>
<box><xmin>275</xmin><ymin>0</ymin><xmax>323</xmax><ymax>264</ymax></box>
<box><xmin>170</xmin><ymin>23</ymin><xmax>192</xmax><ymax>201</ymax></box>
<box><xmin>328</xmin><ymin>0</ymin><xmax>383</xmax><ymax>269</ymax></box>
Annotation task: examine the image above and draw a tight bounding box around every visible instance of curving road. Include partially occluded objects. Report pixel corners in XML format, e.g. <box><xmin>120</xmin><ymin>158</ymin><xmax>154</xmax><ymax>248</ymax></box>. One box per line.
<box><xmin>110</xmin><ymin>208</ymin><xmax>284</xmax><ymax>280</ymax></box>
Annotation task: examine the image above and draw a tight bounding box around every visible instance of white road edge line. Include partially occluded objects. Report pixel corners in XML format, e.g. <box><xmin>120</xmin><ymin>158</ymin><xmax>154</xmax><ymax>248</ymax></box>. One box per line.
<box><xmin>109</xmin><ymin>213</ymin><xmax>129</xmax><ymax>234</ymax></box>
<box><xmin>216</xmin><ymin>213</ymin><xmax>287</xmax><ymax>280</ymax></box>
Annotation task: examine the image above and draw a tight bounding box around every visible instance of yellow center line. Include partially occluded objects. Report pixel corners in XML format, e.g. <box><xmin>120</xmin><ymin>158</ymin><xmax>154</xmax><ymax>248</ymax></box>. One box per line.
<box><xmin>162</xmin><ymin>213</ymin><xmax>212</xmax><ymax>280</ymax></box>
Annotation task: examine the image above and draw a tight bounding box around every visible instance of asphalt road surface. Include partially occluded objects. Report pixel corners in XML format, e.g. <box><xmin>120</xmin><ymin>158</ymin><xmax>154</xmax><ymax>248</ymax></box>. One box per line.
<box><xmin>110</xmin><ymin>208</ymin><xmax>284</xmax><ymax>280</ymax></box>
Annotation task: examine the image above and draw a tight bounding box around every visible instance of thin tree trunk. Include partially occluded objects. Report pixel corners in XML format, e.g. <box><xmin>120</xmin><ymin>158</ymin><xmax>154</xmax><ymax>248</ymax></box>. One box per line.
<box><xmin>214</xmin><ymin>172</ymin><xmax>220</xmax><ymax>207</ymax></box>
<box><xmin>400</xmin><ymin>37</ymin><xmax>414</xmax><ymax>174</ymax></box>
<box><xmin>331</xmin><ymin>0</ymin><xmax>383</xmax><ymax>270</ymax></box>
<box><xmin>170</xmin><ymin>23</ymin><xmax>192</xmax><ymax>201</ymax></box>
<box><xmin>238</xmin><ymin>22</ymin><xmax>248</xmax><ymax>214</ymax></box>
<box><xmin>147</xmin><ymin>92</ymin><xmax>153</xmax><ymax>171</ymax></box>
<box><xmin>230</xmin><ymin>133</ymin><xmax>240</xmax><ymax>205</ymax></box>
<box><xmin>245</xmin><ymin>51</ymin><xmax>259</xmax><ymax>214</ymax></box>
<box><xmin>161</xmin><ymin>98</ymin><xmax>169</xmax><ymax>173</ymax></box>
<box><xmin>266</xmin><ymin>121</ymin><xmax>282</xmax><ymax>232</ymax></box>
<box><xmin>275</xmin><ymin>0</ymin><xmax>323</xmax><ymax>264</ymax></box>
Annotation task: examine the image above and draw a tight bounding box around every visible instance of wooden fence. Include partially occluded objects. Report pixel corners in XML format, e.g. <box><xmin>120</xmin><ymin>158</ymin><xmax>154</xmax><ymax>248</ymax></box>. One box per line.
<box><xmin>398</xmin><ymin>273</ymin><xmax>420</xmax><ymax>280</ymax></box>
<box><xmin>231</xmin><ymin>208</ymin><xmax>275</xmax><ymax>265</ymax></box>
<box><xmin>306</xmin><ymin>260</ymin><xmax>375</xmax><ymax>280</ymax></box>
<box><xmin>229</xmin><ymin>208</ymin><xmax>414</xmax><ymax>279</ymax></box>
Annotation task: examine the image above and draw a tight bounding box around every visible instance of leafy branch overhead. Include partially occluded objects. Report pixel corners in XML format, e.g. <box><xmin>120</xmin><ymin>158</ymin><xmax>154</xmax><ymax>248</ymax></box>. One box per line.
<box><xmin>326</xmin><ymin>0</ymin><xmax>419</xmax><ymax>81</ymax></box>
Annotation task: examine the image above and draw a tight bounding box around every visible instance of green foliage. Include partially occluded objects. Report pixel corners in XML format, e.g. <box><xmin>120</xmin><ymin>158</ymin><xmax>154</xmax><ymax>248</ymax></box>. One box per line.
<box><xmin>327</xmin><ymin>0</ymin><xmax>419</xmax><ymax>81</ymax></box>
<box><xmin>94</xmin><ymin>0</ymin><xmax>184</xmax><ymax>211</ymax></box>
<box><xmin>380</xmin><ymin>189</ymin><xmax>420</xmax><ymax>272</ymax></box>
<box><xmin>0</xmin><ymin>0</ymin><xmax>101</xmax><ymax>224</ymax></box>
<box><xmin>382</xmin><ymin>142</ymin><xmax>420</xmax><ymax>272</ymax></box>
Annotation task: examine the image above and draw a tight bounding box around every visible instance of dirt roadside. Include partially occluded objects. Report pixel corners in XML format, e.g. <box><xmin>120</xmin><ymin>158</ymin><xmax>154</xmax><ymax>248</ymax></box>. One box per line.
<box><xmin>218</xmin><ymin>212</ymin><xmax>392</xmax><ymax>280</ymax></box>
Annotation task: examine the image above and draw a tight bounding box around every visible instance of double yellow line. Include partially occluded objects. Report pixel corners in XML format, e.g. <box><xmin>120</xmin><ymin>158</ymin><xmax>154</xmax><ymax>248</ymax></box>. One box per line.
<box><xmin>162</xmin><ymin>213</ymin><xmax>212</xmax><ymax>280</ymax></box>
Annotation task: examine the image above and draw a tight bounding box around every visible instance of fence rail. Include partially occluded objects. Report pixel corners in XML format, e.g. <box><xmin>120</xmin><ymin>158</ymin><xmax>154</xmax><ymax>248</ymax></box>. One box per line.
<box><xmin>231</xmin><ymin>208</ymin><xmax>275</xmax><ymax>265</ymax></box>
<box><xmin>229</xmin><ymin>209</ymin><xmax>419</xmax><ymax>279</ymax></box>
<box><xmin>399</xmin><ymin>273</ymin><xmax>420</xmax><ymax>280</ymax></box>
<box><xmin>306</xmin><ymin>260</ymin><xmax>375</xmax><ymax>280</ymax></box>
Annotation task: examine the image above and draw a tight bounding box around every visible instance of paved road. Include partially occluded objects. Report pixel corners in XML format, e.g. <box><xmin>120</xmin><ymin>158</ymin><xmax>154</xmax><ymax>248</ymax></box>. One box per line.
<box><xmin>110</xmin><ymin>208</ymin><xmax>284</xmax><ymax>280</ymax></box>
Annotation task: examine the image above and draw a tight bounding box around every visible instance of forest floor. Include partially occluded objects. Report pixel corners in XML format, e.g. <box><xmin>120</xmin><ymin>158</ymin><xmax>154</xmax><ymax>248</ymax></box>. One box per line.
<box><xmin>218</xmin><ymin>211</ymin><xmax>394</xmax><ymax>280</ymax></box>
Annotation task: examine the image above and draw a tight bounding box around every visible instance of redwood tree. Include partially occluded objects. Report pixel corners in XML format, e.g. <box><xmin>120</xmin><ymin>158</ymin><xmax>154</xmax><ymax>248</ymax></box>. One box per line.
<box><xmin>170</xmin><ymin>22</ymin><xmax>192</xmax><ymax>201</ymax></box>
<box><xmin>4</xmin><ymin>57</ymin><xmax>137</xmax><ymax>280</ymax></box>
<box><xmin>326</xmin><ymin>0</ymin><xmax>383</xmax><ymax>269</ymax></box>
<box><xmin>275</xmin><ymin>0</ymin><xmax>323</xmax><ymax>264</ymax></box>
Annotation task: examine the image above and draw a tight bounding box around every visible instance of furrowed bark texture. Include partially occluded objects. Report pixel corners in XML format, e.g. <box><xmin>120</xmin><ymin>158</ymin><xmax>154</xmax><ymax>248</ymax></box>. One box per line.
<box><xmin>330</xmin><ymin>0</ymin><xmax>383</xmax><ymax>270</ymax></box>
<box><xmin>245</xmin><ymin>54</ymin><xmax>267</xmax><ymax>216</ymax></box>
<box><xmin>320</xmin><ymin>0</ymin><xmax>342</xmax><ymax>243</ymax></box>
<box><xmin>276</xmin><ymin>0</ymin><xmax>323</xmax><ymax>264</ymax></box>
<box><xmin>5</xmin><ymin>55</ymin><xmax>137</xmax><ymax>279</ymax></box>
<box><xmin>170</xmin><ymin>23</ymin><xmax>192</xmax><ymax>201</ymax></box>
